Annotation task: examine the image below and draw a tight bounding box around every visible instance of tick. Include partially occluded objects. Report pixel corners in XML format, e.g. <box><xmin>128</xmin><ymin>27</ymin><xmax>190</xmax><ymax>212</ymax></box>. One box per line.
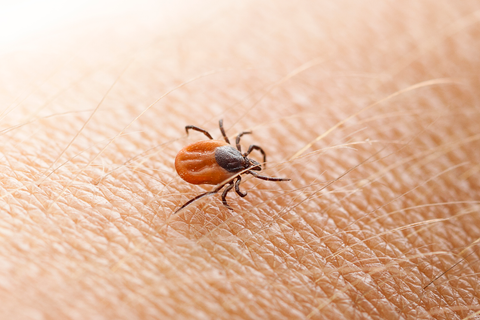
<box><xmin>174</xmin><ymin>119</ymin><xmax>290</xmax><ymax>213</ymax></box>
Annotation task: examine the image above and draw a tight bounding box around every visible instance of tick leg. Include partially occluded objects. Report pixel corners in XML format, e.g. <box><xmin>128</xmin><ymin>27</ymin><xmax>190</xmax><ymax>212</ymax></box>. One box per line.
<box><xmin>221</xmin><ymin>182</ymin><xmax>235</xmax><ymax>210</ymax></box>
<box><xmin>235</xmin><ymin>131</ymin><xmax>252</xmax><ymax>152</ymax></box>
<box><xmin>218</xmin><ymin>119</ymin><xmax>230</xmax><ymax>144</ymax></box>
<box><xmin>249</xmin><ymin>170</ymin><xmax>291</xmax><ymax>182</ymax></box>
<box><xmin>245</xmin><ymin>145</ymin><xmax>267</xmax><ymax>168</ymax></box>
<box><xmin>174</xmin><ymin>189</ymin><xmax>218</xmax><ymax>214</ymax></box>
<box><xmin>174</xmin><ymin>182</ymin><xmax>227</xmax><ymax>214</ymax></box>
<box><xmin>185</xmin><ymin>125</ymin><xmax>213</xmax><ymax>139</ymax></box>
<box><xmin>234</xmin><ymin>177</ymin><xmax>247</xmax><ymax>197</ymax></box>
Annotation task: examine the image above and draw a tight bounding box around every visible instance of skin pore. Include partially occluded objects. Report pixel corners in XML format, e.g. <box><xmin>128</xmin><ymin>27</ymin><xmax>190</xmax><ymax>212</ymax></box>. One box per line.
<box><xmin>1</xmin><ymin>0</ymin><xmax>480</xmax><ymax>319</ymax></box>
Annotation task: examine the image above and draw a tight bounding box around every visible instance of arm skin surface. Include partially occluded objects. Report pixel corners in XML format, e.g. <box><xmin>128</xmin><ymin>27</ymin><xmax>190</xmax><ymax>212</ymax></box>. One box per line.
<box><xmin>0</xmin><ymin>0</ymin><xmax>480</xmax><ymax>319</ymax></box>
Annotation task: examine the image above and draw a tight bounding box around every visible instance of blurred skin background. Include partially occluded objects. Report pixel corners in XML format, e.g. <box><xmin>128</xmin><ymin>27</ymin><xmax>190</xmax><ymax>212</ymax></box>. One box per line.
<box><xmin>0</xmin><ymin>0</ymin><xmax>480</xmax><ymax>319</ymax></box>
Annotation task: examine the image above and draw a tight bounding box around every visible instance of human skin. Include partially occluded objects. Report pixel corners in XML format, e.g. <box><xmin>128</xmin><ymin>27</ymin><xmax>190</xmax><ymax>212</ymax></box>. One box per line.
<box><xmin>0</xmin><ymin>0</ymin><xmax>480</xmax><ymax>319</ymax></box>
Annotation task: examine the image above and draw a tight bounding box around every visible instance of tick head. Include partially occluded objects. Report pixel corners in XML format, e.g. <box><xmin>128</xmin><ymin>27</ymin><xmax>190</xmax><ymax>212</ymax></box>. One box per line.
<box><xmin>215</xmin><ymin>145</ymin><xmax>247</xmax><ymax>172</ymax></box>
<box><xmin>247</xmin><ymin>158</ymin><xmax>262</xmax><ymax>171</ymax></box>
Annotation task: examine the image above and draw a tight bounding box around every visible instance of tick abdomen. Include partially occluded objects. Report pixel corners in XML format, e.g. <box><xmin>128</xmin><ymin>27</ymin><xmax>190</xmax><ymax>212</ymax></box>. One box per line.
<box><xmin>175</xmin><ymin>140</ymin><xmax>236</xmax><ymax>185</ymax></box>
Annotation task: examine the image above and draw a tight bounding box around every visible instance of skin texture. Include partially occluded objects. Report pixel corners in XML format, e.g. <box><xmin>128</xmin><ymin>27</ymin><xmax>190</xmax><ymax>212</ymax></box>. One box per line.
<box><xmin>1</xmin><ymin>0</ymin><xmax>480</xmax><ymax>319</ymax></box>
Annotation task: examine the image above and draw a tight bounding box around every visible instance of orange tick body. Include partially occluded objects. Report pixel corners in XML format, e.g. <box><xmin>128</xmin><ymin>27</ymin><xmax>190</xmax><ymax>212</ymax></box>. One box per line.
<box><xmin>174</xmin><ymin>119</ymin><xmax>290</xmax><ymax>213</ymax></box>
<box><xmin>175</xmin><ymin>140</ymin><xmax>238</xmax><ymax>185</ymax></box>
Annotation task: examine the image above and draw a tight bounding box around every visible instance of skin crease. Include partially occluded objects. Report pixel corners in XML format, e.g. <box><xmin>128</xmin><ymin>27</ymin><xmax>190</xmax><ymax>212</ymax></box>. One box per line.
<box><xmin>0</xmin><ymin>0</ymin><xmax>480</xmax><ymax>319</ymax></box>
